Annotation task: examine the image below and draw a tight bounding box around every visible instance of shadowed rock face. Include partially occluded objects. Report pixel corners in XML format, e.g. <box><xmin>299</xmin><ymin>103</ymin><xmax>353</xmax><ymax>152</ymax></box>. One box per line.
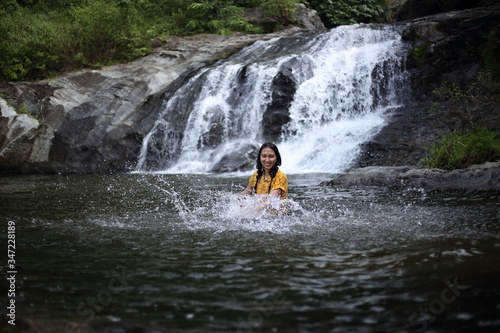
<box><xmin>353</xmin><ymin>4</ymin><xmax>500</xmax><ymax>169</ymax></box>
<box><xmin>394</xmin><ymin>0</ymin><xmax>492</xmax><ymax>21</ymax></box>
<box><xmin>262</xmin><ymin>58</ymin><xmax>297</xmax><ymax>142</ymax></box>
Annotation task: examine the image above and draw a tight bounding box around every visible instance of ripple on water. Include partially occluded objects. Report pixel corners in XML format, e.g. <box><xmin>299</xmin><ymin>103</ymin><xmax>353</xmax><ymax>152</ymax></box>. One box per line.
<box><xmin>3</xmin><ymin>174</ymin><xmax>500</xmax><ymax>333</ymax></box>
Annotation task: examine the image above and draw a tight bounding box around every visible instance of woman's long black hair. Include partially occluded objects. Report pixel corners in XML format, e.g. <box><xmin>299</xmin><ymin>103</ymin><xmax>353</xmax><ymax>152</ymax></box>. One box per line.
<box><xmin>254</xmin><ymin>142</ymin><xmax>282</xmax><ymax>194</ymax></box>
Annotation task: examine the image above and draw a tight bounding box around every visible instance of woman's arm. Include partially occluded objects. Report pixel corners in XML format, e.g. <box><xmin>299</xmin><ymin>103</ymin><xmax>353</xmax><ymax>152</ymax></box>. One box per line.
<box><xmin>241</xmin><ymin>172</ymin><xmax>257</xmax><ymax>196</ymax></box>
<box><xmin>240</xmin><ymin>185</ymin><xmax>254</xmax><ymax>196</ymax></box>
<box><xmin>269</xmin><ymin>188</ymin><xmax>283</xmax><ymax>198</ymax></box>
<box><xmin>269</xmin><ymin>171</ymin><xmax>287</xmax><ymax>199</ymax></box>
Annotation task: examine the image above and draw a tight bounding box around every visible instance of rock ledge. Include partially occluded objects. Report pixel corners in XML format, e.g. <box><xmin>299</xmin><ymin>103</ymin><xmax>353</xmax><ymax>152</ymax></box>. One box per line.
<box><xmin>324</xmin><ymin>161</ymin><xmax>500</xmax><ymax>195</ymax></box>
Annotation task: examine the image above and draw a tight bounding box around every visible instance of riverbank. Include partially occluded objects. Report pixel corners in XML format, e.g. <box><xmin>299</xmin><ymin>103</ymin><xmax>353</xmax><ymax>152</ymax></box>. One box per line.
<box><xmin>324</xmin><ymin>161</ymin><xmax>500</xmax><ymax>196</ymax></box>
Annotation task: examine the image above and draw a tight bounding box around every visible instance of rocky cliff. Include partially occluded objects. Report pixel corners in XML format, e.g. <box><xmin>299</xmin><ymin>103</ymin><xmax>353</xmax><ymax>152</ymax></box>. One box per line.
<box><xmin>0</xmin><ymin>4</ymin><xmax>325</xmax><ymax>174</ymax></box>
<box><xmin>0</xmin><ymin>22</ymin><xmax>321</xmax><ymax>173</ymax></box>
<box><xmin>353</xmin><ymin>3</ymin><xmax>500</xmax><ymax>168</ymax></box>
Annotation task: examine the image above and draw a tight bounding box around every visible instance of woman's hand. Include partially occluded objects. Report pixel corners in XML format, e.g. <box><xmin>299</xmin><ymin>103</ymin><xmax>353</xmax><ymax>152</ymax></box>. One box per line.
<box><xmin>240</xmin><ymin>187</ymin><xmax>253</xmax><ymax>196</ymax></box>
<box><xmin>269</xmin><ymin>188</ymin><xmax>283</xmax><ymax>198</ymax></box>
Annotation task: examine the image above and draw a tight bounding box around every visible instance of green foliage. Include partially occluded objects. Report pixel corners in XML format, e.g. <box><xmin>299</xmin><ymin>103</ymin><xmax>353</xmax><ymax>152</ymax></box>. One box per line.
<box><xmin>424</xmin><ymin>128</ymin><xmax>500</xmax><ymax>170</ymax></box>
<box><xmin>67</xmin><ymin>0</ymin><xmax>148</xmax><ymax>65</ymax></box>
<box><xmin>182</xmin><ymin>0</ymin><xmax>254</xmax><ymax>35</ymax></box>
<box><xmin>482</xmin><ymin>28</ymin><xmax>500</xmax><ymax>80</ymax></box>
<box><xmin>1</xmin><ymin>0</ymin><xmax>90</xmax><ymax>10</ymax></box>
<box><xmin>0</xmin><ymin>8</ymin><xmax>65</xmax><ymax>80</ymax></box>
<box><xmin>0</xmin><ymin>0</ymin><xmax>267</xmax><ymax>81</ymax></box>
<box><xmin>411</xmin><ymin>42</ymin><xmax>430</xmax><ymax>65</ymax></box>
<box><xmin>0</xmin><ymin>0</ymin><xmax>151</xmax><ymax>81</ymax></box>
<box><xmin>306</xmin><ymin>0</ymin><xmax>386</xmax><ymax>27</ymax></box>
<box><xmin>0</xmin><ymin>0</ymin><xmax>20</xmax><ymax>10</ymax></box>
<box><xmin>426</xmin><ymin>70</ymin><xmax>500</xmax><ymax>170</ymax></box>
<box><xmin>261</xmin><ymin>0</ymin><xmax>299</xmax><ymax>26</ymax></box>
<box><xmin>179</xmin><ymin>0</ymin><xmax>259</xmax><ymax>35</ymax></box>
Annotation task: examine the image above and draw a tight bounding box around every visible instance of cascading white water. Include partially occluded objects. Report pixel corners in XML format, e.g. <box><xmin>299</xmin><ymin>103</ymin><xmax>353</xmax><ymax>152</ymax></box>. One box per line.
<box><xmin>136</xmin><ymin>24</ymin><xmax>410</xmax><ymax>174</ymax></box>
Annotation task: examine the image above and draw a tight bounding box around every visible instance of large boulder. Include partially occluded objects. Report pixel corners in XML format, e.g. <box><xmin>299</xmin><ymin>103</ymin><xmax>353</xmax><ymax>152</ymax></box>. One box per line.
<box><xmin>244</xmin><ymin>3</ymin><xmax>325</xmax><ymax>33</ymax></box>
<box><xmin>0</xmin><ymin>99</ymin><xmax>39</xmax><ymax>171</ymax></box>
<box><xmin>262</xmin><ymin>58</ymin><xmax>298</xmax><ymax>142</ymax></box>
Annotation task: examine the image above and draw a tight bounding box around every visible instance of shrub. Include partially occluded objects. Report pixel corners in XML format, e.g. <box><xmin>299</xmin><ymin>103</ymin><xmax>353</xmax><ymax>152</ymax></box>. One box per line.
<box><xmin>306</xmin><ymin>0</ymin><xmax>386</xmax><ymax>27</ymax></box>
<box><xmin>0</xmin><ymin>8</ymin><xmax>66</xmax><ymax>81</ymax></box>
<box><xmin>0</xmin><ymin>0</ymin><xmax>263</xmax><ymax>81</ymax></box>
<box><xmin>261</xmin><ymin>0</ymin><xmax>299</xmax><ymax>26</ymax></box>
<box><xmin>66</xmin><ymin>0</ymin><xmax>148</xmax><ymax>66</ymax></box>
<box><xmin>176</xmin><ymin>0</ymin><xmax>258</xmax><ymax>35</ymax></box>
<box><xmin>431</xmin><ymin>71</ymin><xmax>500</xmax><ymax>132</ymax></box>
<box><xmin>0</xmin><ymin>0</ymin><xmax>151</xmax><ymax>81</ymax></box>
<box><xmin>424</xmin><ymin>128</ymin><xmax>500</xmax><ymax>170</ymax></box>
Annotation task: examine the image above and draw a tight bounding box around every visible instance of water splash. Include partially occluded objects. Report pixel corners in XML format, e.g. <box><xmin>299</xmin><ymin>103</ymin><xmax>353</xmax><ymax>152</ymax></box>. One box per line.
<box><xmin>147</xmin><ymin>177</ymin><xmax>194</xmax><ymax>221</ymax></box>
<box><xmin>140</xmin><ymin>175</ymin><xmax>310</xmax><ymax>233</ymax></box>
<box><xmin>178</xmin><ymin>191</ymin><xmax>309</xmax><ymax>233</ymax></box>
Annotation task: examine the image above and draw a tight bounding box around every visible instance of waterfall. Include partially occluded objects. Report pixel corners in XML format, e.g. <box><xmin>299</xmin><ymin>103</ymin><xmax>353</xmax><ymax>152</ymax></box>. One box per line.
<box><xmin>136</xmin><ymin>24</ymin><xmax>410</xmax><ymax>174</ymax></box>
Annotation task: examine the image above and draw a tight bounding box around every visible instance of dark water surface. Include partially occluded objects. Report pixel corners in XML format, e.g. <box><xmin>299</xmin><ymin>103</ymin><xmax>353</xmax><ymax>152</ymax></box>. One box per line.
<box><xmin>1</xmin><ymin>173</ymin><xmax>499</xmax><ymax>332</ymax></box>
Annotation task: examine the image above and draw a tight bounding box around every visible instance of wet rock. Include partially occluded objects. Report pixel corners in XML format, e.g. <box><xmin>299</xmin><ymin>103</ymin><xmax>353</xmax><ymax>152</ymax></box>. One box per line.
<box><xmin>210</xmin><ymin>144</ymin><xmax>258</xmax><ymax>173</ymax></box>
<box><xmin>355</xmin><ymin>102</ymin><xmax>441</xmax><ymax>167</ymax></box>
<box><xmin>0</xmin><ymin>27</ymin><xmax>317</xmax><ymax>174</ymax></box>
<box><xmin>324</xmin><ymin>161</ymin><xmax>500</xmax><ymax>195</ymax></box>
<box><xmin>244</xmin><ymin>4</ymin><xmax>325</xmax><ymax>33</ymax></box>
<box><xmin>402</xmin><ymin>4</ymin><xmax>500</xmax><ymax>99</ymax></box>
<box><xmin>353</xmin><ymin>4</ymin><xmax>500</xmax><ymax>168</ymax></box>
<box><xmin>262</xmin><ymin>59</ymin><xmax>298</xmax><ymax>141</ymax></box>
<box><xmin>0</xmin><ymin>99</ymin><xmax>39</xmax><ymax>171</ymax></box>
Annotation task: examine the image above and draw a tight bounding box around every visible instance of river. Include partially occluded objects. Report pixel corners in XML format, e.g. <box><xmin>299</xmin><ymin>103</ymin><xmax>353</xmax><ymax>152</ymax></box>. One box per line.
<box><xmin>1</xmin><ymin>173</ymin><xmax>499</xmax><ymax>332</ymax></box>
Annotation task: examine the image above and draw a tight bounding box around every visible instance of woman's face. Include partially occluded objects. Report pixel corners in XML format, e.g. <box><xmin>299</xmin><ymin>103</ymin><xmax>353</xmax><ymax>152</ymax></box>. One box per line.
<box><xmin>260</xmin><ymin>147</ymin><xmax>277</xmax><ymax>172</ymax></box>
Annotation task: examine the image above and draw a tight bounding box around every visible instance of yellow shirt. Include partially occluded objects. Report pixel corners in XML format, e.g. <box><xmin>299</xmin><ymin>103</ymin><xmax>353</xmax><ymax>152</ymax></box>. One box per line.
<box><xmin>247</xmin><ymin>169</ymin><xmax>288</xmax><ymax>199</ymax></box>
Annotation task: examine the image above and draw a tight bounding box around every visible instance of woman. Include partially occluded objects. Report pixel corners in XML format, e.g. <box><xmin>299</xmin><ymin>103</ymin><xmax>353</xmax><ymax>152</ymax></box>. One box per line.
<box><xmin>240</xmin><ymin>142</ymin><xmax>288</xmax><ymax>200</ymax></box>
